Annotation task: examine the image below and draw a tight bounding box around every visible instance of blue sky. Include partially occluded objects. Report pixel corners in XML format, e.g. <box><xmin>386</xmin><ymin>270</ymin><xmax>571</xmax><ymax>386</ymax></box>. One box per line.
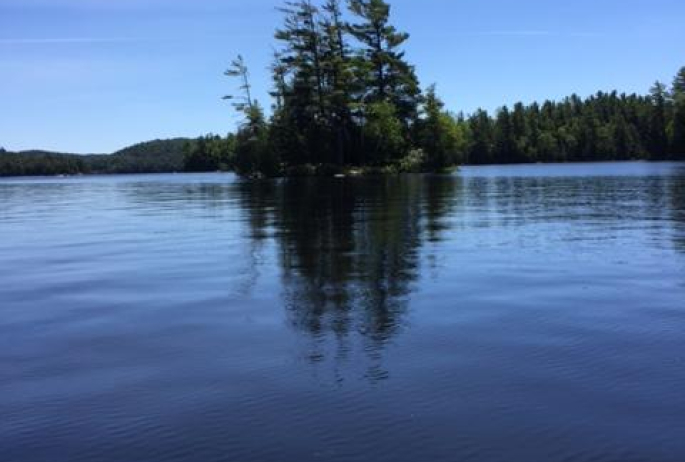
<box><xmin>1</xmin><ymin>0</ymin><xmax>684</xmax><ymax>153</ymax></box>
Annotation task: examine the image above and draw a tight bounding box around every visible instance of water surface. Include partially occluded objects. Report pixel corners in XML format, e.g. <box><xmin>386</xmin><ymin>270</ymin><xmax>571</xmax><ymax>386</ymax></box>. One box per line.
<box><xmin>1</xmin><ymin>162</ymin><xmax>685</xmax><ymax>462</ymax></box>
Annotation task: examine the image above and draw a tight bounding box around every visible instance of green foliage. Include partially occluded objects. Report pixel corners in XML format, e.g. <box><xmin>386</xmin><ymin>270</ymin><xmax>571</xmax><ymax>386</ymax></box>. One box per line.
<box><xmin>396</xmin><ymin>148</ymin><xmax>426</xmax><ymax>173</ymax></box>
<box><xmin>223</xmin><ymin>55</ymin><xmax>255</xmax><ymax>113</ymax></box>
<box><xmin>462</xmin><ymin>80</ymin><xmax>685</xmax><ymax>165</ymax></box>
<box><xmin>0</xmin><ymin>151</ymin><xmax>88</xmax><ymax>176</ymax></box>
<box><xmin>416</xmin><ymin>85</ymin><xmax>467</xmax><ymax>169</ymax></box>
<box><xmin>101</xmin><ymin>139</ymin><xmax>189</xmax><ymax>173</ymax></box>
<box><xmin>230</xmin><ymin>0</ymin><xmax>424</xmax><ymax>176</ymax></box>
<box><xmin>467</xmin><ymin>109</ymin><xmax>495</xmax><ymax>164</ymax></box>
<box><xmin>648</xmin><ymin>82</ymin><xmax>669</xmax><ymax>159</ymax></box>
<box><xmin>673</xmin><ymin>67</ymin><xmax>685</xmax><ymax>97</ymax></box>
<box><xmin>184</xmin><ymin>135</ymin><xmax>235</xmax><ymax>172</ymax></box>
<box><xmin>671</xmin><ymin>68</ymin><xmax>685</xmax><ymax>158</ymax></box>
<box><xmin>672</xmin><ymin>101</ymin><xmax>685</xmax><ymax>158</ymax></box>
<box><xmin>233</xmin><ymin>104</ymin><xmax>279</xmax><ymax>178</ymax></box>
<box><xmin>348</xmin><ymin>0</ymin><xmax>420</xmax><ymax>125</ymax></box>
<box><xmin>0</xmin><ymin>139</ymin><xmax>190</xmax><ymax>177</ymax></box>
<box><xmin>363</xmin><ymin>101</ymin><xmax>406</xmax><ymax>165</ymax></box>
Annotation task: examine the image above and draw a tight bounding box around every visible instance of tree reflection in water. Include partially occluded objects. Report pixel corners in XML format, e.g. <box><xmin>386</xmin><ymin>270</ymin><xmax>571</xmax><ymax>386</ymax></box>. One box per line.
<box><xmin>237</xmin><ymin>175</ymin><xmax>460</xmax><ymax>381</ymax></box>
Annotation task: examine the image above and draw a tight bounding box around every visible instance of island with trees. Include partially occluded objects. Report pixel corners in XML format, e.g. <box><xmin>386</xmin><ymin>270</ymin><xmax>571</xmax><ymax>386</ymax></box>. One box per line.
<box><xmin>2</xmin><ymin>0</ymin><xmax>684</xmax><ymax>178</ymax></box>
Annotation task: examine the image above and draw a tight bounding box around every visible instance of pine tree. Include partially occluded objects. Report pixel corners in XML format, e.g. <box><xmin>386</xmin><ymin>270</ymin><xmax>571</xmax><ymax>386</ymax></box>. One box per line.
<box><xmin>673</xmin><ymin>102</ymin><xmax>685</xmax><ymax>158</ymax></box>
<box><xmin>321</xmin><ymin>0</ymin><xmax>356</xmax><ymax>165</ymax></box>
<box><xmin>416</xmin><ymin>85</ymin><xmax>465</xmax><ymax>169</ymax></box>
<box><xmin>348</xmin><ymin>0</ymin><xmax>421</xmax><ymax>127</ymax></box>
<box><xmin>224</xmin><ymin>56</ymin><xmax>275</xmax><ymax>176</ymax></box>
<box><xmin>234</xmin><ymin>103</ymin><xmax>275</xmax><ymax>177</ymax></box>
<box><xmin>363</xmin><ymin>101</ymin><xmax>405</xmax><ymax>165</ymax></box>
<box><xmin>223</xmin><ymin>55</ymin><xmax>255</xmax><ymax>115</ymax></box>
<box><xmin>511</xmin><ymin>102</ymin><xmax>530</xmax><ymax>162</ymax></box>
<box><xmin>274</xmin><ymin>1</ymin><xmax>330</xmax><ymax>165</ymax></box>
<box><xmin>671</xmin><ymin>67</ymin><xmax>685</xmax><ymax>158</ymax></box>
<box><xmin>648</xmin><ymin>82</ymin><xmax>669</xmax><ymax>159</ymax></box>
<box><xmin>468</xmin><ymin>109</ymin><xmax>494</xmax><ymax>165</ymax></box>
<box><xmin>494</xmin><ymin>107</ymin><xmax>516</xmax><ymax>163</ymax></box>
<box><xmin>673</xmin><ymin>67</ymin><xmax>685</xmax><ymax>96</ymax></box>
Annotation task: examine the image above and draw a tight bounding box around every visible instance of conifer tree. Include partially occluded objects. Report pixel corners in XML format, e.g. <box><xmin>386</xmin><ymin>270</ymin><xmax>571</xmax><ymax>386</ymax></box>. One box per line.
<box><xmin>648</xmin><ymin>82</ymin><xmax>669</xmax><ymax>159</ymax></box>
<box><xmin>224</xmin><ymin>56</ymin><xmax>274</xmax><ymax>176</ymax></box>
<box><xmin>416</xmin><ymin>85</ymin><xmax>465</xmax><ymax>169</ymax></box>
<box><xmin>348</xmin><ymin>0</ymin><xmax>421</xmax><ymax>127</ymax></box>
<box><xmin>671</xmin><ymin>68</ymin><xmax>685</xmax><ymax>157</ymax></box>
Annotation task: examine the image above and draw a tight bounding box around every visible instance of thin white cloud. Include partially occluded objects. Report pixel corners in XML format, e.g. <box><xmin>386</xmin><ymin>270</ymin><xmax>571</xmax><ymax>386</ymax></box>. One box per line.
<box><xmin>476</xmin><ymin>30</ymin><xmax>552</xmax><ymax>37</ymax></box>
<box><xmin>0</xmin><ymin>37</ymin><xmax>154</xmax><ymax>45</ymax></box>
<box><xmin>462</xmin><ymin>31</ymin><xmax>602</xmax><ymax>38</ymax></box>
<box><xmin>567</xmin><ymin>32</ymin><xmax>603</xmax><ymax>38</ymax></box>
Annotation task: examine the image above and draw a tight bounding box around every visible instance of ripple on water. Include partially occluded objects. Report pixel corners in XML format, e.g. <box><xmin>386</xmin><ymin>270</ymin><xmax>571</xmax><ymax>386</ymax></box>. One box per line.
<box><xmin>1</xmin><ymin>166</ymin><xmax>685</xmax><ymax>462</ymax></box>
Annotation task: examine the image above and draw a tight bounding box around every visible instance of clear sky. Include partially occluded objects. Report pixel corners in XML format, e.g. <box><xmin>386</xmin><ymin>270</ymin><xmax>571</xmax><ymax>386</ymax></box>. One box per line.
<box><xmin>1</xmin><ymin>0</ymin><xmax>684</xmax><ymax>153</ymax></box>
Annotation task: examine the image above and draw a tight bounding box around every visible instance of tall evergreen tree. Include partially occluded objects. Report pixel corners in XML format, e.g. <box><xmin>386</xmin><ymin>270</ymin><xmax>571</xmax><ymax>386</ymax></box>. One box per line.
<box><xmin>468</xmin><ymin>109</ymin><xmax>494</xmax><ymax>165</ymax></box>
<box><xmin>494</xmin><ymin>107</ymin><xmax>516</xmax><ymax>163</ymax></box>
<box><xmin>224</xmin><ymin>56</ymin><xmax>275</xmax><ymax>176</ymax></box>
<box><xmin>648</xmin><ymin>82</ymin><xmax>669</xmax><ymax>159</ymax></box>
<box><xmin>673</xmin><ymin>67</ymin><xmax>685</xmax><ymax>96</ymax></box>
<box><xmin>671</xmin><ymin>68</ymin><xmax>685</xmax><ymax>157</ymax></box>
<box><xmin>511</xmin><ymin>102</ymin><xmax>530</xmax><ymax>162</ymax></box>
<box><xmin>274</xmin><ymin>1</ymin><xmax>330</xmax><ymax>165</ymax></box>
<box><xmin>224</xmin><ymin>55</ymin><xmax>255</xmax><ymax>114</ymax></box>
<box><xmin>416</xmin><ymin>85</ymin><xmax>465</xmax><ymax>169</ymax></box>
<box><xmin>348</xmin><ymin>0</ymin><xmax>421</xmax><ymax>127</ymax></box>
<box><xmin>321</xmin><ymin>0</ymin><xmax>356</xmax><ymax>165</ymax></box>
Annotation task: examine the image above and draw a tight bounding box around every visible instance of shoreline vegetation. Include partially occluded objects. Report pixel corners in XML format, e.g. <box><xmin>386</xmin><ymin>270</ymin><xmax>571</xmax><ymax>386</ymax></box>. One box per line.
<box><xmin>2</xmin><ymin>0</ymin><xmax>685</xmax><ymax>178</ymax></box>
<box><xmin>0</xmin><ymin>139</ymin><xmax>190</xmax><ymax>177</ymax></box>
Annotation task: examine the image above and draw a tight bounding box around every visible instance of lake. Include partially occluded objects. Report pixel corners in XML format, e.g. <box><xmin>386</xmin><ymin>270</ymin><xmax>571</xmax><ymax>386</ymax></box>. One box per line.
<box><xmin>1</xmin><ymin>162</ymin><xmax>684</xmax><ymax>462</ymax></box>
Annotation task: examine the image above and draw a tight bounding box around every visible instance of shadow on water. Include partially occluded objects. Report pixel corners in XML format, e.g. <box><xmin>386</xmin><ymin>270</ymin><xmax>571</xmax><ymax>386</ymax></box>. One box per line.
<box><xmin>235</xmin><ymin>175</ymin><xmax>461</xmax><ymax>380</ymax></box>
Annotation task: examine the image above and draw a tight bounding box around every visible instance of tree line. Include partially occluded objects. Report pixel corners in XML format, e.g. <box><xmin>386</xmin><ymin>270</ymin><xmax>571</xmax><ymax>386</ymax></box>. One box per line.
<box><xmin>0</xmin><ymin>139</ymin><xmax>189</xmax><ymax>177</ymax></box>
<box><xmin>0</xmin><ymin>150</ymin><xmax>89</xmax><ymax>177</ymax></box>
<box><xmin>184</xmin><ymin>0</ymin><xmax>685</xmax><ymax>177</ymax></box>
<box><xmin>466</xmin><ymin>75</ymin><xmax>685</xmax><ymax>165</ymax></box>
<box><xmin>3</xmin><ymin>0</ymin><xmax>684</xmax><ymax>178</ymax></box>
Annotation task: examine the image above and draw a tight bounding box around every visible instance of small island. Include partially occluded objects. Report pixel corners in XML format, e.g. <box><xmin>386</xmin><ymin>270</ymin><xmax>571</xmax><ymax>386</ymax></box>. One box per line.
<box><xmin>204</xmin><ymin>0</ymin><xmax>466</xmax><ymax>178</ymax></box>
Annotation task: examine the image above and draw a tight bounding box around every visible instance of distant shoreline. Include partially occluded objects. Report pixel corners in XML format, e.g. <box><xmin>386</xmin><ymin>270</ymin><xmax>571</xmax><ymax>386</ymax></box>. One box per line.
<box><xmin>2</xmin><ymin>159</ymin><xmax>683</xmax><ymax>180</ymax></box>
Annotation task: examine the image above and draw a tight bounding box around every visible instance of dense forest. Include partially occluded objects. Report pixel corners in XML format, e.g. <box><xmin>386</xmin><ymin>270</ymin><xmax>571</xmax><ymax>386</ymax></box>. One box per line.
<box><xmin>0</xmin><ymin>139</ymin><xmax>190</xmax><ymax>177</ymax></box>
<box><xmin>465</xmin><ymin>80</ymin><xmax>685</xmax><ymax>165</ymax></box>
<box><xmin>2</xmin><ymin>0</ymin><xmax>684</xmax><ymax>178</ymax></box>
<box><xmin>183</xmin><ymin>0</ymin><xmax>685</xmax><ymax>177</ymax></box>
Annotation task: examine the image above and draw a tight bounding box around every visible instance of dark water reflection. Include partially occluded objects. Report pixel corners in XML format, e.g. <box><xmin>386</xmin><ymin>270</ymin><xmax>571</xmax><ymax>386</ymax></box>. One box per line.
<box><xmin>1</xmin><ymin>163</ymin><xmax>685</xmax><ymax>462</ymax></box>
<box><xmin>236</xmin><ymin>176</ymin><xmax>459</xmax><ymax>380</ymax></box>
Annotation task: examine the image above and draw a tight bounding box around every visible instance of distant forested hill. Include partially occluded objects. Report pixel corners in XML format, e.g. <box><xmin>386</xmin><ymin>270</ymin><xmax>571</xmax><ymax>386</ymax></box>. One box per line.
<box><xmin>0</xmin><ymin>138</ymin><xmax>192</xmax><ymax>177</ymax></box>
<box><xmin>85</xmin><ymin>138</ymin><xmax>190</xmax><ymax>174</ymax></box>
<box><xmin>0</xmin><ymin>150</ymin><xmax>89</xmax><ymax>177</ymax></box>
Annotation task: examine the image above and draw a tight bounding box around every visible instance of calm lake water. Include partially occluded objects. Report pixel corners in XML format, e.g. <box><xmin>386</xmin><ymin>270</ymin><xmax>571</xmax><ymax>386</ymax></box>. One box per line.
<box><xmin>1</xmin><ymin>162</ymin><xmax>685</xmax><ymax>462</ymax></box>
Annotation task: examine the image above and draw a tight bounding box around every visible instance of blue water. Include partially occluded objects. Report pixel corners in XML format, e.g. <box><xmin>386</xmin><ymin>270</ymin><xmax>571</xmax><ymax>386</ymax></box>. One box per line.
<box><xmin>1</xmin><ymin>162</ymin><xmax>684</xmax><ymax>462</ymax></box>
